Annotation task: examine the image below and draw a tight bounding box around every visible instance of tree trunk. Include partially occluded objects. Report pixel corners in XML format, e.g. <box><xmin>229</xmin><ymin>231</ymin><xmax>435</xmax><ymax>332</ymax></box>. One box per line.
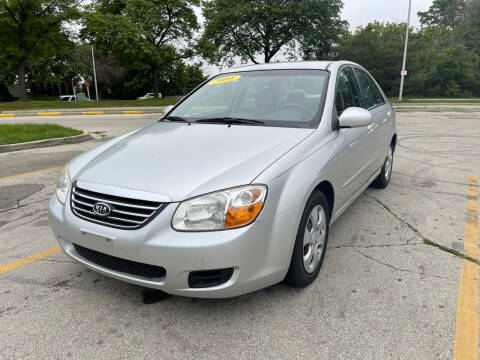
<box><xmin>18</xmin><ymin>58</ymin><xmax>27</xmax><ymax>101</ymax></box>
<box><xmin>152</xmin><ymin>65</ymin><xmax>159</xmax><ymax>99</ymax></box>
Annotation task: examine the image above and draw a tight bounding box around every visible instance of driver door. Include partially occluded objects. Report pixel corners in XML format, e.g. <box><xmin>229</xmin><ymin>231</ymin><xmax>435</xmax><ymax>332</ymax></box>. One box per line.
<box><xmin>333</xmin><ymin>67</ymin><xmax>371</xmax><ymax>206</ymax></box>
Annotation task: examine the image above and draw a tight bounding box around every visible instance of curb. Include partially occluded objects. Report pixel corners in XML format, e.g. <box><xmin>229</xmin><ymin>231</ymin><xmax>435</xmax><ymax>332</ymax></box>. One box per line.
<box><xmin>0</xmin><ymin>108</ymin><xmax>166</xmax><ymax>118</ymax></box>
<box><xmin>0</xmin><ymin>132</ymin><xmax>92</xmax><ymax>153</ymax></box>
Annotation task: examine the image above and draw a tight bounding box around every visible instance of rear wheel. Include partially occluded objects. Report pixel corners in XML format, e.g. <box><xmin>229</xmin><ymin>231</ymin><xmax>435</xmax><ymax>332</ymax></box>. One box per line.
<box><xmin>371</xmin><ymin>143</ymin><xmax>394</xmax><ymax>189</ymax></box>
<box><xmin>285</xmin><ymin>191</ymin><xmax>330</xmax><ymax>287</ymax></box>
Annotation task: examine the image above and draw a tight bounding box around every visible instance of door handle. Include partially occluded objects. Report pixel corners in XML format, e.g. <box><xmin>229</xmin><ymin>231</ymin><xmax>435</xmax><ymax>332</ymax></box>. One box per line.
<box><xmin>382</xmin><ymin>111</ymin><xmax>393</xmax><ymax>123</ymax></box>
<box><xmin>368</xmin><ymin>124</ymin><xmax>378</xmax><ymax>132</ymax></box>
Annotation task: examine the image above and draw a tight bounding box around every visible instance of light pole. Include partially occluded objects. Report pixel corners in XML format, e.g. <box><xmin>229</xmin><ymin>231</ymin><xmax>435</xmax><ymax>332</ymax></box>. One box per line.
<box><xmin>91</xmin><ymin>44</ymin><xmax>99</xmax><ymax>102</ymax></box>
<box><xmin>399</xmin><ymin>0</ymin><xmax>412</xmax><ymax>102</ymax></box>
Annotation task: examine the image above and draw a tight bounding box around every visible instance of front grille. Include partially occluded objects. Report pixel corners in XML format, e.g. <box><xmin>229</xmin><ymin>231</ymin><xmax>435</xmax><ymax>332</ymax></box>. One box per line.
<box><xmin>70</xmin><ymin>185</ymin><xmax>167</xmax><ymax>230</ymax></box>
<box><xmin>74</xmin><ymin>244</ymin><xmax>166</xmax><ymax>279</ymax></box>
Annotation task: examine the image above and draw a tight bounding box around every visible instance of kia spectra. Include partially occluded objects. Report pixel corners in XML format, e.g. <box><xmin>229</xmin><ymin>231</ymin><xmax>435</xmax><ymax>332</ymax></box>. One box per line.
<box><xmin>48</xmin><ymin>61</ymin><xmax>396</xmax><ymax>298</ymax></box>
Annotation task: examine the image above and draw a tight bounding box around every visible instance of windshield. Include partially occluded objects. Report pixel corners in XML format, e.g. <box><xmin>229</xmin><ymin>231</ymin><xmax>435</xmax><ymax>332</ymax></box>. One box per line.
<box><xmin>168</xmin><ymin>69</ymin><xmax>329</xmax><ymax>128</ymax></box>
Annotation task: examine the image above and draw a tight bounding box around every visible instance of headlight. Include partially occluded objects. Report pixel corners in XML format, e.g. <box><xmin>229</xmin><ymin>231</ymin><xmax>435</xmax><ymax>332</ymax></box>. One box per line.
<box><xmin>56</xmin><ymin>164</ymin><xmax>71</xmax><ymax>205</ymax></box>
<box><xmin>172</xmin><ymin>185</ymin><xmax>267</xmax><ymax>231</ymax></box>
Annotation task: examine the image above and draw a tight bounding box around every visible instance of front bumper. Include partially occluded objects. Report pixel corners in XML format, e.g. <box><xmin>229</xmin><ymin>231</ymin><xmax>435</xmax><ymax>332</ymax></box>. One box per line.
<box><xmin>48</xmin><ymin>192</ymin><xmax>297</xmax><ymax>298</ymax></box>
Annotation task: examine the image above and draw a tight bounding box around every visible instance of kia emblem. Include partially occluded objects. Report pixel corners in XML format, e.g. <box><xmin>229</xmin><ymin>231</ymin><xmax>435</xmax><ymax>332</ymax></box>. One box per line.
<box><xmin>93</xmin><ymin>202</ymin><xmax>112</xmax><ymax>217</ymax></box>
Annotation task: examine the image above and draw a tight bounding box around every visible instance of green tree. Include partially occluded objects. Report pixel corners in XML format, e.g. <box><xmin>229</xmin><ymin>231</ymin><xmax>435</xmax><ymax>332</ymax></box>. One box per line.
<box><xmin>418</xmin><ymin>0</ymin><xmax>480</xmax><ymax>56</ymax></box>
<box><xmin>335</xmin><ymin>22</ymin><xmax>405</xmax><ymax>96</ymax></box>
<box><xmin>406</xmin><ymin>27</ymin><xmax>480</xmax><ymax>97</ymax></box>
<box><xmin>334</xmin><ymin>22</ymin><xmax>480</xmax><ymax>98</ymax></box>
<box><xmin>418</xmin><ymin>0</ymin><xmax>469</xmax><ymax>30</ymax></box>
<box><xmin>453</xmin><ymin>0</ymin><xmax>480</xmax><ymax>56</ymax></box>
<box><xmin>199</xmin><ymin>0</ymin><xmax>347</xmax><ymax>65</ymax></box>
<box><xmin>0</xmin><ymin>35</ymin><xmax>14</xmax><ymax>100</ymax></box>
<box><xmin>84</xmin><ymin>0</ymin><xmax>200</xmax><ymax>98</ymax></box>
<box><xmin>157</xmin><ymin>61</ymin><xmax>206</xmax><ymax>96</ymax></box>
<box><xmin>0</xmin><ymin>0</ymin><xmax>80</xmax><ymax>100</ymax></box>
<box><xmin>415</xmin><ymin>0</ymin><xmax>480</xmax><ymax>97</ymax></box>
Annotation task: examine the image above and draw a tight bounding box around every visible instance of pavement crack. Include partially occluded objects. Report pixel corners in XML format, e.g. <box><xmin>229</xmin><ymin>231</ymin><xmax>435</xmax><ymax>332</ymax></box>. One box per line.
<box><xmin>0</xmin><ymin>197</ymin><xmax>49</xmax><ymax>217</ymax></box>
<box><xmin>10</xmin><ymin>254</ymin><xmax>75</xmax><ymax>264</ymax></box>
<box><xmin>34</xmin><ymin>258</ymin><xmax>76</xmax><ymax>265</ymax></box>
<box><xmin>0</xmin><ymin>212</ymin><xmax>46</xmax><ymax>230</ymax></box>
<box><xmin>364</xmin><ymin>192</ymin><xmax>479</xmax><ymax>265</ymax></box>
<box><xmin>364</xmin><ymin>192</ymin><xmax>423</xmax><ymax>236</ymax></box>
<box><xmin>354</xmin><ymin>250</ymin><xmax>414</xmax><ymax>273</ymax></box>
<box><xmin>354</xmin><ymin>249</ymin><xmax>446</xmax><ymax>279</ymax></box>
<box><xmin>332</xmin><ymin>241</ymin><xmax>422</xmax><ymax>249</ymax></box>
<box><xmin>423</xmin><ymin>238</ymin><xmax>479</xmax><ymax>265</ymax></box>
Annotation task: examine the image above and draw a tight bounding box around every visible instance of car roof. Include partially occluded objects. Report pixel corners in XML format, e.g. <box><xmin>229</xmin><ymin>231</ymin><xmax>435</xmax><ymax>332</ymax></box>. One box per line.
<box><xmin>221</xmin><ymin>61</ymin><xmax>358</xmax><ymax>74</ymax></box>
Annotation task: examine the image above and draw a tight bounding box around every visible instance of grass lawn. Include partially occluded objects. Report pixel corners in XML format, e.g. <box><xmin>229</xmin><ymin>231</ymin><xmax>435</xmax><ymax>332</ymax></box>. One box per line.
<box><xmin>0</xmin><ymin>124</ymin><xmax>83</xmax><ymax>145</ymax></box>
<box><xmin>0</xmin><ymin>98</ymin><xmax>180</xmax><ymax>112</ymax></box>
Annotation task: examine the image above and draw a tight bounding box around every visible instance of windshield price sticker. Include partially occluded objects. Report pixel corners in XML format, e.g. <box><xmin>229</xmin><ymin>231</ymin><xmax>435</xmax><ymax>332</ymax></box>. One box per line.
<box><xmin>208</xmin><ymin>75</ymin><xmax>241</xmax><ymax>85</ymax></box>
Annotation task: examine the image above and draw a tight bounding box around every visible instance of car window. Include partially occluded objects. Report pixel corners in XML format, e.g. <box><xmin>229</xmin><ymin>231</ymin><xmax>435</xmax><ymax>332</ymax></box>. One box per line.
<box><xmin>169</xmin><ymin>70</ymin><xmax>329</xmax><ymax>128</ymax></box>
<box><xmin>335</xmin><ymin>67</ymin><xmax>361</xmax><ymax>116</ymax></box>
<box><xmin>353</xmin><ymin>69</ymin><xmax>385</xmax><ymax>109</ymax></box>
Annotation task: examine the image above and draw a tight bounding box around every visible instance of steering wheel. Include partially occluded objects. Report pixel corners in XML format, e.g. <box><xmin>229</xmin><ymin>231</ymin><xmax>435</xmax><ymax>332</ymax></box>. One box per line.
<box><xmin>278</xmin><ymin>103</ymin><xmax>314</xmax><ymax>118</ymax></box>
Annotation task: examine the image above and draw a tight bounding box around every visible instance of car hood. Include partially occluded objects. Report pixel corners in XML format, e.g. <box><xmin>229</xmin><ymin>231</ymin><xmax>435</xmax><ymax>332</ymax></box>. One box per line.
<box><xmin>74</xmin><ymin>122</ymin><xmax>313</xmax><ymax>201</ymax></box>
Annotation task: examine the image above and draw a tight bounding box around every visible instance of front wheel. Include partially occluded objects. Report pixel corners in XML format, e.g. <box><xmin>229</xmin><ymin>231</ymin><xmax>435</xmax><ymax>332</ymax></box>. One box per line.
<box><xmin>371</xmin><ymin>143</ymin><xmax>394</xmax><ymax>189</ymax></box>
<box><xmin>285</xmin><ymin>191</ymin><xmax>330</xmax><ymax>287</ymax></box>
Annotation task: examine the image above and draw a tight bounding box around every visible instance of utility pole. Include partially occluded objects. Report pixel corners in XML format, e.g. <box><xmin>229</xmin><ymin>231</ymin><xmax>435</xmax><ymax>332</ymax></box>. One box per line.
<box><xmin>399</xmin><ymin>0</ymin><xmax>412</xmax><ymax>102</ymax></box>
<box><xmin>91</xmin><ymin>44</ymin><xmax>99</xmax><ymax>102</ymax></box>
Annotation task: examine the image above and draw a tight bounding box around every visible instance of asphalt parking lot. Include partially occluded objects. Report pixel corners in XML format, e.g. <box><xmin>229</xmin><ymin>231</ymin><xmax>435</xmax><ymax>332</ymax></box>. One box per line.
<box><xmin>0</xmin><ymin>109</ymin><xmax>479</xmax><ymax>359</ymax></box>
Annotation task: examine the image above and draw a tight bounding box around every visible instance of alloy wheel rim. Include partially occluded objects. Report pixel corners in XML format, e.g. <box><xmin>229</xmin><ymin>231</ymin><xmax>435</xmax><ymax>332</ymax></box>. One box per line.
<box><xmin>385</xmin><ymin>147</ymin><xmax>393</xmax><ymax>180</ymax></box>
<box><xmin>303</xmin><ymin>205</ymin><xmax>327</xmax><ymax>273</ymax></box>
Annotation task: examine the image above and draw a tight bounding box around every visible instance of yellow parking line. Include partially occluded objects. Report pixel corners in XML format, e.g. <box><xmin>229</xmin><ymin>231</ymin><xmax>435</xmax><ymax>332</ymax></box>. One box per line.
<box><xmin>0</xmin><ymin>113</ymin><xmax>15</xmax><ymax>117</ymax></box>
<box><xmin>37</xmin><ymin>112</ymin><xmax>61</xmax><ymax>116</ymax></box>
<box><xmin>82</xmin><ymin>111</ymin><xmax>104</xmax><ymax>115</ymax></box>
<box><xmin>0</xmin><ymin>246</ymin><xmax>60</xmax><ymax>275</ymax></box>
<box><xmin>0</xmin><ymin>165</ymin><xmax>63</xmax><ymax>182</ymax></box>
<box><xmin>122</xmin><ymin>110</ymin><xmax>144</xmax><ymax>114</ymax></box>
<box><xmin>454</xmin><ymin>175</ymin><xmax>479</xmax><ymax>360</ymax></box>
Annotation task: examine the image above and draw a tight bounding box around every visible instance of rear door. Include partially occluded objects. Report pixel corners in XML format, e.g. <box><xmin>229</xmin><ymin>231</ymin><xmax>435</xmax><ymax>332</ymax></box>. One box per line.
<box><xmin>353</xmin><ymin>67</ymin><xmax>392</xmax><ymax>176</ymax></box>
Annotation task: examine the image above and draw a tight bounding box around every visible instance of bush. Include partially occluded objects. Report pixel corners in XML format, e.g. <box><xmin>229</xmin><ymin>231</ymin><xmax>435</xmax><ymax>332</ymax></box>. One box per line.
<box><xmin>0</xmin><ymin>83</ymin><xmax>13</xmax><ymax>102</ymax></box>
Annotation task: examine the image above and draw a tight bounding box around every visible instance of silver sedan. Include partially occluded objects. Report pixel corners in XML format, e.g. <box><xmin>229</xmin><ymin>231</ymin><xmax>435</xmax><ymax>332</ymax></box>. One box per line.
<box><xmin>48</xmin><ymin>61</ymin><xmax>396</xmax><ymax>298</ymax></box>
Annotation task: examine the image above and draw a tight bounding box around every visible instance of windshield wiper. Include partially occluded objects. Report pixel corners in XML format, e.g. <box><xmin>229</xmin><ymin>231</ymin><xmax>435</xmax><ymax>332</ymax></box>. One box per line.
<box><xmin>195</xmin><ymin>117</ymin><xmax>265</xmax><ymax>126</ymax></box>
<box><xmin>162</xmin><ymin>116</ymin><xmax>191</xmax><ymax>124</ymax></box>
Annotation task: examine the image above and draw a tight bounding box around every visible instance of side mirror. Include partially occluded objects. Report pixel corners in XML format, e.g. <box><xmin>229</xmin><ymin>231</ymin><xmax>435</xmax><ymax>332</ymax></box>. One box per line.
<box><xmin>339</xmin><ymin>107</ymin><xmax>372</xmax><ymax>128</ymax></box>
<box><xmin>161</xmin><ymin>105</ymin><xmax>174</xmax><ymax>118</ymax></box>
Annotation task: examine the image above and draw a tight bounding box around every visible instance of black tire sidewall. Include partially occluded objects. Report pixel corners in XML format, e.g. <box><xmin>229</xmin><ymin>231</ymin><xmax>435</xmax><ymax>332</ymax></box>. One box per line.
<box><xmin>372</xmin><ymin>144</ymin><xmax>394</xmax><ymax>188</ymax></box>
<box><xmin>285</xmin><ymin>191</ymin><xmax>330</xmax><ymax>287</ymax></box>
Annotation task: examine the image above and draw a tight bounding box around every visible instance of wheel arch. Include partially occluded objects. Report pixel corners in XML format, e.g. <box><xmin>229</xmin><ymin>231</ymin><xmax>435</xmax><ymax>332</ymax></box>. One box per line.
<box><xmin>391</xmin><ymin>134</ymin><xmax>397</xmax><ymax>152</ymax></box>
<box><xmin>312</xmin><ymin>180</ymin><xmax>335</xmax><ymax>218</ymax></box>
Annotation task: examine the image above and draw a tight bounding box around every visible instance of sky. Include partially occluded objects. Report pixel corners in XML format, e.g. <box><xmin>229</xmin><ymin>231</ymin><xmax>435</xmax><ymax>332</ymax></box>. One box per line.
<box><xmin>342</xmin><ymin>0</ymin><xmax>434</xmax><ymax>29</ymax></box>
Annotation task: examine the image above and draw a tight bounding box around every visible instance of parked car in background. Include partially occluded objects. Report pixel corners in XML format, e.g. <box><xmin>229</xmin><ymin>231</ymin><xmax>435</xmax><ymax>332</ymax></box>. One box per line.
<box><xmin>137</xmin><ymin>92</ymin><xmax>162</xmax><ymax>100</ymax></box>
<box><xmin>59</xmin><ymin>95</ymin><xmax>76</xmax><ymax>101</ymax></box>
<box><xmin>49</xmin><ymin>61</ymin><xmax>396</xmax><ymax>298</ymax></box>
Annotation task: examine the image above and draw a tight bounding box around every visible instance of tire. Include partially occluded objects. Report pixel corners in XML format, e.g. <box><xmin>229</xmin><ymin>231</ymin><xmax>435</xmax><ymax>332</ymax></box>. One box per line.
<box><xmin>285</xmin><ymin>191</ymin><xmax>330</xmax><ymax>287</ymax></box>
<box><xmin>371</xmin><ymin>143</ymin><xmax>394</xmax><ymax>189</ymax></box>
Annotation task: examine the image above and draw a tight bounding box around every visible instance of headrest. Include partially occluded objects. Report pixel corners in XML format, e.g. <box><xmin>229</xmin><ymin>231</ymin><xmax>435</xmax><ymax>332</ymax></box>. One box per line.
<box><xmin>286</xmin><ymin>89</ymin><xmax>307</xmax><ymax>105</ymax></box>
<box><xmin>255</xmin><ymin>87</ymin><xmax>277</xmax><ymax>108</ymax></box>
<box><xmin>254</xmin><ymin>79</ymin><xmax>289</xmax><ymax>108</ymax></box>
